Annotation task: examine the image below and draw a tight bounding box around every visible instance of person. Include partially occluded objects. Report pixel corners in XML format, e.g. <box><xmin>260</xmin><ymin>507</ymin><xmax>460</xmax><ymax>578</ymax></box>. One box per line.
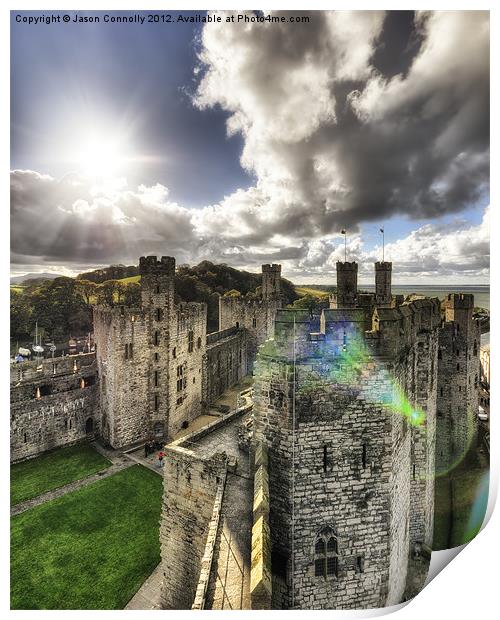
<box><xmin>144</xmin><ymin>442</ymin><xmax>149</xmax><ymax>458</ymax></box>
<box><xmin>158</xmin><ymin>451</ymin><xmax>165</xmax><ymax>468</ymax></box>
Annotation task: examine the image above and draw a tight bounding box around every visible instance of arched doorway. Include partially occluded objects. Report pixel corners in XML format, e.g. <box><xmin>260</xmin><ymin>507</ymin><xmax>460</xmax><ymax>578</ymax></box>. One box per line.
<box><xmin>85</xmin><ymin>417</ymin><xmax>94</xmax><ymax>434</ymax></box>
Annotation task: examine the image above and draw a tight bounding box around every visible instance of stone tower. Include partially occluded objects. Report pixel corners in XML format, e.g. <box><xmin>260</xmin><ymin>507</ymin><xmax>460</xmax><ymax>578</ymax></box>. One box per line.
<box><xmin>139</xmin><ymin>256</ymin><xmax>177</xmax><ymax>442</ymax></box>
<box><xmin>375</xmin><ymin>262</ymin><xmax>392</xmax><ymax>307</ymax></box>
<box><xmin>252</xmin><ymin>300</ymin><xmax>439</xmax><ymax>609</ymax></box>
<box><xmin>94</xmin><ymin>255</ymin><xmax>208</xmax><ymax>447</ymax></box>
<box><xmin>436</xmin><ymin>293</ymin><xmax>480</xmax><ymax>474</ymax></box>
<box><xmin>262</xmin><ymin>264</ymin><xmax>282</xmax><ymax>300</ymax></box>
<box><xmin>335</xmin><ymin>262</ymin><xmax>358</xmax><ymax>308</ymax></box>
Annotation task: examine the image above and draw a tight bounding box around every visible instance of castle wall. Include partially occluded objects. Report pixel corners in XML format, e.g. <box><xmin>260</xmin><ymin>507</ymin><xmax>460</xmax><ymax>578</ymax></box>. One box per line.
<box><xmin>205</xmin><ymin>327</ymin><xmax>248</xmax><ymax>404</ymax></box>
<box><xmin>159</xmin><ymin>445</ymin><xmax>226</xmax><ymax>609</ymax></box>
<box><xmin>219</xmin><ymin>296</ymin><xmax>280</xmax><ymax>366</ymax></box>
<box><xmin>436</xmin><ymin>294</ymin><xmax>480</xmax><ymax>474</ymax></box>
<box><xmin>168</xmin><ymin>303</ymin><xmax>207</xmax><ymax>435</ymax></box>
<box><xmin>94</xmin><ymin>307</ymin><xmax>151</xmax><ymax>448</ymax></box>
<box><xmin>10</xmin><ymin>353</ymin><xmax>99</xmax><ymax>462</ymax></box>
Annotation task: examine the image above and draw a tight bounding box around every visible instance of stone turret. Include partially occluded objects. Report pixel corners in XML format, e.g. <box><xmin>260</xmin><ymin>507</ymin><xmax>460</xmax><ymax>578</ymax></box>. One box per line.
<box><xmin>375</xmin><ymin>262</ymin><xmax>392</xmax><ymax>307</ymax></box>
<box><xmin>262</xmin><ymin>264</ymin><xmax>281</xmax><ymax>300</ymax></box>
<box><xmin>335</xmin><ymin>261</ymin><xmax>358</xmax><ymax>308</ymax></box>
<box><xmin>139</xmin><ymin>255</ymin><xmax>176</xmax><ymax>311</ymax></box>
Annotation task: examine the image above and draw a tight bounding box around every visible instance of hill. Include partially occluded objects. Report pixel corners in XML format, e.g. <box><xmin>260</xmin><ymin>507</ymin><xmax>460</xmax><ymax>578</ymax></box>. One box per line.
<box><xmin>11</xmin><ymin>261</ymin><xmax>299</xmax><ymax>342</ymax></box>
<box><xmin>10</xmin><ymin>272</ymin><xmax>64</xmax><ymax>284</ymax></box>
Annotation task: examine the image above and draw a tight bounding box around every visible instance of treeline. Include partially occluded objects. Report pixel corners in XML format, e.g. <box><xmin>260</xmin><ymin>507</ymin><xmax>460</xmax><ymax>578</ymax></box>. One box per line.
<box><xmin>11</xmin><ymin>261</ymin><xmax>299</xmax><ymax>343</ymax></box>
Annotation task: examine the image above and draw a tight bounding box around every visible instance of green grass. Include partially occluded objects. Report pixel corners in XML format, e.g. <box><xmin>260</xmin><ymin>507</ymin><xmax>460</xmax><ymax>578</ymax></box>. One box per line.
<box><xmin>11</xmin><ymin>444</ymin><xmax>112</xmax><ymax>506</ymax></box>
<box><xmin>11</xmin><ymin>465</ymin><xmax>163</xmax><ymax>610</ymax></box>
<box><xmin>295</xmin><ymin>286</ymin><xmax>330</xmax><ymax>297</ymax></box>
<box><xmin>117</xmin><ymin>275</ymin><xmax>141</xmax><ymax>284</ymax></box>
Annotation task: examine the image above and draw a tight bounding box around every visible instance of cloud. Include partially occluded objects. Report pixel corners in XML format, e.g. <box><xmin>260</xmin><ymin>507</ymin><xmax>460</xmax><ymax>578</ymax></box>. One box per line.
<box><xmin>10</xmin><ymin>11</ymin><xmax>489</xmax><ymax>282</ymax></box>
<box><xmin>193</xmin><ymin>10</ymin><xmax>489</xmax><ymax>240</ymax></box>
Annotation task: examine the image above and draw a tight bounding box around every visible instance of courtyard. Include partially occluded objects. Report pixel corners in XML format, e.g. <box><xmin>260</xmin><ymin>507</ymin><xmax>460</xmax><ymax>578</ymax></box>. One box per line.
<box><xmin>11</xmin><ymin>445</ymin><xmax>163</xmax><ymax>610</ymax></box>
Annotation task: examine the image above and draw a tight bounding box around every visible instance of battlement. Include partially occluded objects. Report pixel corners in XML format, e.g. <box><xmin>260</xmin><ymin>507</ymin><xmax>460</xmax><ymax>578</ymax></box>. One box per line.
<box><xmin>375</xmin><ymin>261</ymin><xmax>392</xmax><ymax>271</ymax></box>
<box><xmin>139</xmin><ymin>255</ymin><xmax>176</xmax><ymax>276</ymax></box>
<box><xmin>336</xmin><ymin>261</ymin><xmax>358</xmax><ymax>271</ymax></box>
<box><xmin>10</xmin><ymin>352</ymin><xmax>96</xmax><ymax>386</ymax></box>
<box><xmin>262</xmin><ymin>264</ymin><xmax>281</xmax><ymax>273</ymax></box>
<box><xmin>443</xmin><ymin>292</ymin><xmax>474</xmax><ymax>309</ymax></box>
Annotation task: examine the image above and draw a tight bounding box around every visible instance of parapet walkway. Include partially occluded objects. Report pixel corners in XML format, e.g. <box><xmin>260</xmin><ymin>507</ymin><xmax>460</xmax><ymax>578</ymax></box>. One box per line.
<box><xmin>203</xmin><ymin>470</ymin><xmax>253</xmax><ymax>609</ymax></box>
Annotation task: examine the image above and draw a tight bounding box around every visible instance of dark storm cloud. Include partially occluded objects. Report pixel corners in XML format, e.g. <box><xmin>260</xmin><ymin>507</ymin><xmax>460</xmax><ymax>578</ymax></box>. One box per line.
<box><xmin>194</xmin><ymin>10</ymin><xmax>489</xmax><ymax>242</ymax></box>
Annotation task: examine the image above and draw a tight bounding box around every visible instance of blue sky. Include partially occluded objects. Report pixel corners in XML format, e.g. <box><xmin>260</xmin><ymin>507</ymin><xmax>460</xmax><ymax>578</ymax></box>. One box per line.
<box><xmin>10</xmin><ymin>10</ymin><xmax>489</xmax><ymax>283</ymax></box>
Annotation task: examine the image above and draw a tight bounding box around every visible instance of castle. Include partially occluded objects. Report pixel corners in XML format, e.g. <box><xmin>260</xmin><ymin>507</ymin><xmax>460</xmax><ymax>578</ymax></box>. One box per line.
<box><xmin>10</xmin><ymin>257</ymin><xmax>281</xmax><ymax>461</ymax></box>
<box><xmin>9</xmin><ymin>255</ymin><xmax>482</xmax><ymax>610</ymax></box>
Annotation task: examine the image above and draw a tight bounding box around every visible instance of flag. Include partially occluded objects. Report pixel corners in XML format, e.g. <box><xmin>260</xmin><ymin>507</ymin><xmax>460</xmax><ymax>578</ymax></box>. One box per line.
<box><xmin>341</xmin><ymin>229</ymin><xmax>346</xmax><ymax>235</ymax></box>
<box><xmin>380</xmin><ymin>228</ymin><xmax>384</xmax><ymax>234</ymax></box>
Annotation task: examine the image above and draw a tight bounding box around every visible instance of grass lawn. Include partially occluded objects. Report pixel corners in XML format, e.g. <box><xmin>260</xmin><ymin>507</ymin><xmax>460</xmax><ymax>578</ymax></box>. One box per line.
<box><xmin>11</xmin><ymin>465</ymin><xmax>163</xmax><ymax>610</ymax></box>
<box><xmin>11</xmin><ymin>443</ymin><xmax>112</xmax><ymax>506</ymax></box>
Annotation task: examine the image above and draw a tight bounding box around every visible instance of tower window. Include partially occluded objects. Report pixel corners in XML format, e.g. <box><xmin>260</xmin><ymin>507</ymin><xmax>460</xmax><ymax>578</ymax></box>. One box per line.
<box><xmin>323</xmin><ymin>446</ymin><xmax>328</xmax><ymax>473</ymax></box>
<box><xmin>473</xmin><ymin>340</ymin><xmax>478</xmax><ymax>356</ymax></box>
<box><xmin>156</xmin><ymin>308</ymin><xmax>163</xmax><ymax>321</ymax></box>
<box><xmin>155</xmin><ymin>285</ymin><xmax>160</xmax><ymax>294</ymax></box>
<box><xmin>314</xmin><ymin>532</ymin><xmax>339</xmax><ymax>578</ymax></box>
<box><xmin>236</xmin><ymin>321</ymin><xmax>240</xmax><ymax>328</ymax></box>
<box><xmin>440</xmin><ymin>387</ymin><xmax>443</xmax><ymax>397</ymax></box>
<box><xmin>154</xmin><ymin>331</ymin><xmax>160</xmax><ymax>346</ymax></box>
<box><xmin>197</xmin><ymin>337</ymin><xmax>202</xmax><ymax>349</ymax></box>
<box><xmin>438</xmin><ymin>349</ymin><xmax>442</xmax><ymax>360</ymax></box>
<box><xmin>356</xmin><ymin>556</ymin><xmax>364</xmax><ymax>574</ymax></box>
<box><xmin>252</xmin><ymin>318</ymin><xmax>257</xmax><ymax>328</ymax></box>
<box><xmin>154</xmin><ymin>394</ymin><xmax>159</xmax><ymax>411</ymax></box>
<box><xmin>154</xmin><ymin>370</ymin><xmax>159</xmax><ymax>387</ymax></box>
<box><xmin>172</xmin><ymin>347</ymin><xmax>177</xmax><ymax>358</ymax></box>
<box><xmin>457</xmin><ymin>363</ymin><xmax>460</xmax><ymax>371</ymax></box>
<box><xmin>362</xmin><ymin>443</ymin><xmax>367</xmax><ymax>470</ymax></box>
<box><xmin>413</xmin><ymin>464</ymin><xmax>416</xmax><ymax>480</ymax></box>
<box><xmin>188</xmin><ymin>331</ymin><xmax>194</xmax><ymax>353</ymax></box>
<box><xmin>23</xmin><ymin>432</ymin><xmax>27</xmax><ymax>443</ymax></box>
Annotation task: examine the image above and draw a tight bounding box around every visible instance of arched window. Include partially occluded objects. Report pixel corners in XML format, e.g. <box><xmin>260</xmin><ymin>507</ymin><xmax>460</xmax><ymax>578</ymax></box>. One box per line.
<box><xmin>314</xmin><ymin>529</ymin><xmax>339</xmax><ymax>578</ymax></box>
<box><xmin>85</xmin><ymin>417</ymin><xmax>94</xmax><ymax>433</ymax></box>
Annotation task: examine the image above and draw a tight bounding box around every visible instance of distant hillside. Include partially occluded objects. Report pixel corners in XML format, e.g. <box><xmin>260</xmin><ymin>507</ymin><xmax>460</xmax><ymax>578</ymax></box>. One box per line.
<box><xmin>76</xmin><ymin>265</ymin><xmax>139</xmax><ymax>283</ymax></box>
<box><xmin>11</xmin><ymin>260</ymin><xmax>299</xmax><ymax>341</ymax></box>
<box><xmin>10</xmin><ymin>272</ymin><xmax>63</xmax><ymax>284</ymax></box>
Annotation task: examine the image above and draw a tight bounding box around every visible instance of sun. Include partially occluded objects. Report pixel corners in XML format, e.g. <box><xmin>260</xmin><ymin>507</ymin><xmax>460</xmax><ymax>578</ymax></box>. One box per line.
<box><xmin>73</xmin><ymin>132</ymin><xmax>128</xmax><ymax>178</ymax></box>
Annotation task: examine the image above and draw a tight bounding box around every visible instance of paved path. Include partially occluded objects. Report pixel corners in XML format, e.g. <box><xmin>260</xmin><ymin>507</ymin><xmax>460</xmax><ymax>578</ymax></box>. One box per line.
<box><xmin>204</xmin><ymin>472</ymin><xmax>252</xmax><ymax>610</ymax></box>
<box><xmin>125</xmin><ymin>563</ymin><xmax>164</xmax><ymax>610</ymax></box>
<box><xmin>11</xmin><ymin>446</ymin><xmax>133</xmax><ymax>517</ymax></box>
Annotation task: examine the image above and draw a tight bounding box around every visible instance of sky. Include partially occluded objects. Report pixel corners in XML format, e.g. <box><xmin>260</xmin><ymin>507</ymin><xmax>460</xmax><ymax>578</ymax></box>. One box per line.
<box><xmin>10</xmin><ymin>10</ymin><xmax>490</xmax><ymax>283</ymax></box>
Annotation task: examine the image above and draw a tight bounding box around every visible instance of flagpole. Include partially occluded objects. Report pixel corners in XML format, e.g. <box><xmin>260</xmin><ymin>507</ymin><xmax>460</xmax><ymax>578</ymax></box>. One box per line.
<box><xmin>344</xmin><ymin>233</ymin><xmax>347</xmax><ymax>262</ymax></box>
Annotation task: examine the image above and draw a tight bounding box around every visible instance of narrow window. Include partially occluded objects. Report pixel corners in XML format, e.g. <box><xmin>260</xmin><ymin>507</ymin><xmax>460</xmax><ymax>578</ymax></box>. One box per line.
<box><xmin>252</xmin><ymin>318</ymin><xmax>257</xmax><ymax>328</ymax></box>
<box><xmin>154</xmin><ymin>370</ymin><xmax>159</xmax><ymax>387</ymax></box>
<box><xmin>154</xmin><ymin>331</ymin><xmax>160</xmax><ymax>346</ymax></box>
<box><xmin>413</xmin><ymin>464</ymin><xmax>416</xmax><ymax>480</ymax></box>
<box><xmin>438</xmin><ymin>349</ymin><xmax>442</xmax><ymax>360</ymax></box>
<box><xmin>156</xmin><ymin>308</ymin><xmax>163</xmax><ymax>321</ymax></box>
<box><xmin>356</xmin><ymin>556</ymin><xmax>364</xmax><ymax>573</ymax></box>
<box><xmin>69</xmin><ymin>419</ymin><xmax>72</xmax><ymax>430</ymax></box>
<box><xmin>23</xmin><ymin>432</ymin><xmax>27</xmax><ymax>443</ymax></box>
<box><xmin>236</xmin><ymin>321</ymin><xmax>240</xmax><ymax>328</ymax></box>
<box><xmin>155</xmin><ymin>352</ymin><xmax>159</xmax><ymax>362</ymax></box>
<box><xmin>155</xmin><ymin>285</ymin><xmax>160</xmax><ymax>294</ymax></box>
<box><xmin>457</xmin><ymin>363</ymin><xmax>460</xmax><ymax>371</ymax></box>
<box><xmin>473</xmin><ymin>340</ymin><xmax>478</xmax><ymax>356</ymax></box>
<box><xmin>125</xmin><ymin>343</ymin><xmax>129</xmax><ymax>360</ymax></box>
<box><xmin>459</xmin><ymin>385</ymin><xmax>462</xmax><ymax>392</ymax></box>
<box><xmin>188</xmin><ymin>331</ymin><xmax>194</xmax><ymax>353</ymax></box>
<box><xmin>154</xmin><ymin>394</ymin><xmax>159</xmax><ymax>410</ymax></box>
<box><xmin>172</xmin><ymin>347</ymin><xmax>177</xmax><ymax>358</ymax></box>
<box><xmin>197</xmin><ymin>337</ymin><xmax>202</xmax><ymax>349</ymax></box>
<box><xmin>323</xmin><ymin>446</ymin><xmax>328</xmax><ymax>472</ymax></box>
<box><xmin>314</xmin><ymin>539</ymin><xmax>326</xmax><ymax>577</ymax></box>
<box><xmin>440</xmin><ymin>387</ymin><xmax>443</xmax><ymax>397</ymax></box>
<box><xmin>129</xmin><ymin>343</ymin><xmax>133</xmax><ymax>359</ymax></box>
<box><xmin>362</xmin><ymin>443</ymin><xmax>367</xmax><ymax>470</ymax></box>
